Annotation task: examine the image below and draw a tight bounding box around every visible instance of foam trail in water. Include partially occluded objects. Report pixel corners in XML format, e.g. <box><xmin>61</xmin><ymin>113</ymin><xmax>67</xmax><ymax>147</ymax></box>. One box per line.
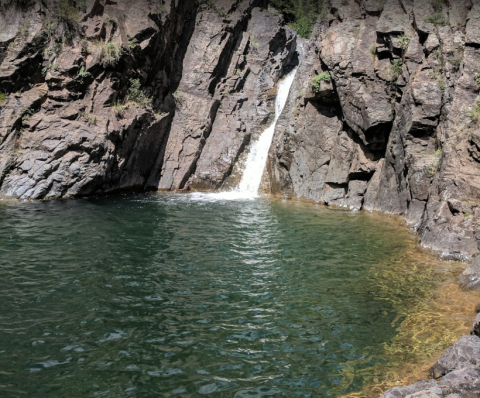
<box><xmin>190</xmin><ymin>67</ymin><xmax>298</xmax><ymax>202</ymax></box>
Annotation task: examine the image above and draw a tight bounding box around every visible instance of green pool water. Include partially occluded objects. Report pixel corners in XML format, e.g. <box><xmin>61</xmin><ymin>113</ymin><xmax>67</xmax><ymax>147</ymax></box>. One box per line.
<box><xmin>0</xmin><ymin>193</ymin><xmax>467</xmax><ymax>397</ymax></box>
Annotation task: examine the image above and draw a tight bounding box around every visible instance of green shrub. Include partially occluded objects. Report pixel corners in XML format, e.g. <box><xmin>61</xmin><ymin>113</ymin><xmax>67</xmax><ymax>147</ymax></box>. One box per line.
<box><xmin>448</xmin><ymin>52</ymin><xmax>462</xmax><ymax>71</ymax></box>
<box><xmin>112</xmin><ymin>101</ymin><xmax>126</xmax><ymax>117</ymax></box>
<box><xmin>390</xmin><ymin>59</ymin><xmax>403</xmax><ymax>82</ymax></box>
<box><xmin>172</xmin><ymin>91</ymin><xmax>185</xmax><ymax>105</ymax></box>
<box><xmin>128</xmin><ymin>37</ymin><xmax>138</xmax><ymax>49</ymax></box>
<box><xmin>397</xmin><ymin>35</ymin><xmax>411</xmax><ymax>51</ymax></box>
<box><xmin>312</xmin><ymin>72</ymin><xmax>331</xmax><ymax>93</ymax></box>
<box><xmin>44</xmin><ymin>0</ymin><xmax>85</xmax><ymax>46</ymax></box>
<box><xmin>370</xmin><ymin>43</ymin><xmax>376</xmax><ymax>60</ymax></box>
<box><xmin>0</xmin><ymin>92</ymin><xmax>6</xmax><ymax>107</ymax></box>
<box><xmin>93</xmin><ymin>41</ymin><xmax>122</xmax><ymax>67</ymax></box>
<box><xmin>425</xmin><ymin>0</ymin><xmax>446</xmax><ymax>26</ymax></box>
<box><xmin>474</xmin><ymin>73</ymin><xmax>480</xmax><ymax>89</ymax></box>
<box><xmin>83</xmin><ymin>112</ymin><xmax>97</xmax><ymax>125</ymax></box>
<box><xmin>469</xmin><ymin>100</ymin><xmax>480</xmax><ymax>124</ymax></box>
<box><xmin>57</xmin><ymin>0</ymin><xmax>78</xmax><ymax>23</ymax></box>
<box><xmin>127</xmin><ymin>78</ymin><xmax>152</xmax><ymax>107</ymax></box>
<box><xmin>437</xmin><ymin>77</ymin><xmax>445</xmax><ymax>91</ymax></box>
<box><xmin>104</xmin><ymin>16</ymin><xmax>118</xmax><ymax>28</ymax></box>
<box><xmin>269</xmin><ymin>0</ymin><xmax>325</xmax><ymax>38</ymax></box>
<box><xmin>434</xmin><ymin>148</ymin><xmax>442</xmax><ymax>157</ymax></box>
<box><xmin>76</xmin><ymin>66</ymin><xmax>90</xmax><ymax>83</ymax></box>
<box><xmin>112</xmin><ymin>78</ymin><xmax>152</xmax><ymax>117</ymax></box>
<box><xmin>21</xmin><ymin>108</ymin><xmax>35</xmax><ymax>123</ymax></box>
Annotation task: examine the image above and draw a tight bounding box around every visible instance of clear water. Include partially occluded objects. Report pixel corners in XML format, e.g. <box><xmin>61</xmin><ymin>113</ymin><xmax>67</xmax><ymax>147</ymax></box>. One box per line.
<box><xmin>0</xmin><ymin>194</ymin><xmax>464</xmax><ymax>397</ymax></box>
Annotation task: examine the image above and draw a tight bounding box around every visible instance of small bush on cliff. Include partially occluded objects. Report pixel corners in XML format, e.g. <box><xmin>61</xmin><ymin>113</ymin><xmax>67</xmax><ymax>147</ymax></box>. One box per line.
<box><xmin>0</xmin><ymin>93</ymin><xmax>6</xmax><ymax>107</ymax></box>
<box><xmin>112</xmin><ymin>79</ymin><xmax>152</xmax><ymax>117</ymax></box>
<box><xmin>474</xmin><ymin>73</ymin><xmax>480</xmax><ymax>90</ymax></box>
<box><xmin>469</xmin><ymin>100</ymin><xmax>480</xmax><ymax>124</ymax></box>
<box><xmin>311</xmin><ymin>72</ymin><xmax>331</xmax><ymax>93</ymax></box>
<box><xmin>397</xmin><ymin>35</ymin><xmax>411</xmax><ymax>51</ymax></box>
<box><xmin>127</xmin><ymin>78</ymin><xmax>152</xmax><ymax>108</ymax></box>
<box><xmin>76</xmin><ymin>66</ymin><xmax>90</xmax><ymax>84</ymax></box>
<box><xmin>425</xmin><ymin>0</ymin><xmax>446</xmax><ymax>26</ymax></box>
<box><xmin>390</xmin><ymin>59</ymin><xmax>403</xmax><ymax>82</ymax></box>
<box><xmin>370</xmin><ymin>43</ymin><xmax>376</xmax><ymax>60</ymax></box>
<box><xmin>269</xmin><ymin>0</ymin><xmax>325</xmax><ymax>38</ymax></box>
<box><xmin>172</xmin><ymin>91</ymin><xmax>185</xmax><ymax>104</ymax></box>
<box><xmin>93</xmin><ymin>41</ymin><xmax>122</xmax><ymax>67</ymax></box>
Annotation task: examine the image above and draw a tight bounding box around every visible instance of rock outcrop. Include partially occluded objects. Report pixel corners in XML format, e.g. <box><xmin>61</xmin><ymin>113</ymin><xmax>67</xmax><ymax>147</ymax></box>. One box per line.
<box><xmin>0</xmin><ymin>0</ymin><xmax>295</xmax><ymax>198</ymax></box>
<box><xmin>379</xmin><ymin>335</ymin><xmax>480</xmax><ymax>398</ymax></box>
<box><xmin>267</xmin><ymin>0</ymin><xmax>480</xmax><ymax>261</ymax></box>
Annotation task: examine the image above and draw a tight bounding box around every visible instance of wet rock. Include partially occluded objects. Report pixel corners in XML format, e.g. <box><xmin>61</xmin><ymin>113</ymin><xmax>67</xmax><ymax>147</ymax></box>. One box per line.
<box><xmin>473</xmin><ymin>313</ymin><xmax>480</xmax><ymax>338</ymax></box>
<box><xmin>430</xmin><ymin>335</ymin><xmax>480</xmax><ymax>378</ymax></box>
<box><xmin>460</xmin><ymin>256</ymin><xmax>480</xmax><ymax>290</ymax></box>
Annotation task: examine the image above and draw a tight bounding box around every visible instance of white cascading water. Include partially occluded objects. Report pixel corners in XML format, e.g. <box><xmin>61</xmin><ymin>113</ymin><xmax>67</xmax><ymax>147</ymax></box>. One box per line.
<box><xmin>191</xmin><ymin>66</ymin><xmax>298</xmax><ymax>201</ymax></box>
<box><xmin>236</xmin><ymin>67</ymin><xmax>298</xmax><ymax>196</ymax></box>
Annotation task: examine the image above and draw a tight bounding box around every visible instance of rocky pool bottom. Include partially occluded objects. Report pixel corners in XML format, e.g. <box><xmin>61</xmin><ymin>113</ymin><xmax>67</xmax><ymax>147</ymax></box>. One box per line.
<box><xmin>0</xmin><ymin>193</ymin><xmax>477</xmax><ymax>398</ymax></box>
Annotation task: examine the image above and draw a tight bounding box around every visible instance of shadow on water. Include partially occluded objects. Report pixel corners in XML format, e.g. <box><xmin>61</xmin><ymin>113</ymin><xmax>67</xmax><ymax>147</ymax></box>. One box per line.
<box><xmin>0</xmin><ymin>193</ymin><xmax>476</xmax><ymax>398</ymax></box>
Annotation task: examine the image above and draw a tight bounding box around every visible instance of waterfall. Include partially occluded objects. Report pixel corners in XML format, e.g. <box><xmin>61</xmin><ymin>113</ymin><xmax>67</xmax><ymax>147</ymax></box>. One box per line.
<box><xmin>236</xmin><ymin>67</ymin><xmax>298</xmax><ymax>197</ymax></box>
<box><xmin>191</xmin><ymin>67</ymin><xmax>298</xmax><ymax>201</ymax></box>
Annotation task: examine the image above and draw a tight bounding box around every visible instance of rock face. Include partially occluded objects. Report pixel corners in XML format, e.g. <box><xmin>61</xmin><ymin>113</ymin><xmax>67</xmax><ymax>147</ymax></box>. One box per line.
<box><xmin>267</xmin><ymin>0</ymin><xmax>480</xmax><ymax>261</ymax></box>
<box><xmin>0</xmin><ymin>0</ymin><xmax>295</xmax><ymax>198</ymax></box>
<box><xmin>379</xmin><ymin>335</ymin><xmax>480</xmax><ymax>398</ymax></box>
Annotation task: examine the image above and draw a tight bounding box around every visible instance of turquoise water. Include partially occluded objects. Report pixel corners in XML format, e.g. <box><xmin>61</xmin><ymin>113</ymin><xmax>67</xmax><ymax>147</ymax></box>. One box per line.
<box><xmin>0</xmin><ymin>193</ymin><xmax>447</xmax><ymax>397</ymax></box>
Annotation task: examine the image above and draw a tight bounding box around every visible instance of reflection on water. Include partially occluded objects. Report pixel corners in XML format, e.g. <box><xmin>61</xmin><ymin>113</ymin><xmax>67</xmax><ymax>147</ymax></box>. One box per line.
<box><xmin>0</xmin><ymin>193</ymin><xmax>475</xmax><ymax>398</ymax></box>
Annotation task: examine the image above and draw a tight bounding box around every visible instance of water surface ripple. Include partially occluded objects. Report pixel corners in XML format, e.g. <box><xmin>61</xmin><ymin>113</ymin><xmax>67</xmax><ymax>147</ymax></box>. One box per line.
<box><xmin>0</xmin><ymin>194</ymin><xmax>468</xmax><ymax>397</ymax></box>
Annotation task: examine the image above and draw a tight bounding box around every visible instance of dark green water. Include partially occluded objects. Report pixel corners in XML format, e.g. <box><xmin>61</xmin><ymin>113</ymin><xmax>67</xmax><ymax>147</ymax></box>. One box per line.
<box><xmin>0</xmin><ymin>193</ymin><xmax>448</xmax><ymax>397</ymax></box>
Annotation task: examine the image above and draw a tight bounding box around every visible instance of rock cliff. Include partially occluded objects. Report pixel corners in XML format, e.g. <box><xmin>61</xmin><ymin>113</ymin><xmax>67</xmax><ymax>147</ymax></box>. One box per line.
<box><xmin>267</xmin><ymin>0</ymin><xmax>480</xmax><ymax>261</ymax></box>
<box><xmin>0</xmin><ymin>0</ymin><xmax>295</xmax><ymax>198</ymax></box>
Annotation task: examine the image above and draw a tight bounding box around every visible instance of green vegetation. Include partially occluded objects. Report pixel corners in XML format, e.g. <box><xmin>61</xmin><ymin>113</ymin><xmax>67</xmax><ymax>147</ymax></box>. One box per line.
<box><xmin>21</xmin><ymin>108</ymin><xmax>35</xmax><ymax>123</ymax></box>
<box><xmin>43</xmin><ymin>0</ymin><xmax>86</xmax><ymax>52</ymax></box>
<box><xmin>112</xmin><ymin>78</ymin><xmax>152</xmax><ymax>117</ymax></box>
<box><xmin>112</xmin><ymin>101</ymin><xmax>126</xmax><ymax>117</ymax></box>
<box><xmin>76</xmin><ymin>66</ymin><xmax>90</xmax><ymax>83</ymax></box>
<box><xmin>311</xmin><ymin>72</ymin><xmax>331</xmax><ymax>93</ymax></box>
<box><xmin>474</xmin><ymin>73</ymin><xmax>480</xmax><ymax>89</ymax></box>
<box><xmin>104</xmin><ymin>16</ymin><xmax>118</xmax><ymax>28</ymax></box>
<box><xmin>172</xmin><ymin>91</ymin><xmax>185</xmax><ymax>103</ymax></box>
<box><xmin>438</xmin><ymin>76</ymin><xmax>446</xmax><ymax>91</ymax></box>
<box><xmin>83</xmin><ymin>111</ymin><xmax>97</xmax><ymax>126</ymax></box>
<box><xmin>447</xmin><ymin>51</ymin><xmax>462</xmax><ymax>71</ymax></box>
<box><xmin>370</xmin><ymin>43</ymin><xmax>377</xmax><ymax>61</ymax></box>
<box><xmin>425</xmin><ymin>0</ymin><xmax>446</xmax><ymax>26</ymax></box>
<box><xmin>20</xmin><ymin>21</ymin><xmax>30</xmax><ymax>39</ymax></box>
<box><xmin>435</xmin><ymin>147</ymin><xmax>442</xmax><ymax>157</ymax></box>
<box><xmin>390</xmin><ymin>59</ymin><xmax>403</xmax><ymax>82</ymax></box>
<box><xmin>469</xmin><ymin>100</ymin><xmax>480</xmax><ymax>124</ymax></box>
<box><xmin>0</xmin><ymin>92</ymin><xmax>6</xmax><ymax>107</ymax></box>
<box><xmin>397</xmin><ymin>34</ymin><xmax>411</xmax><ymax>51</ymax></box>
<box><xmin>126</xmin><ymin>78</ymin><xmax>151</xmax><ymax>107</ymax></box>
<box><xmin>128</xmin><ymin>37</ymin><xmax>138</xmax><ymax>49</ymax></box>
<box><xmin>428</xmin><ymin>70</ymin><xmax>446</xmax><ymax>91</ymax></box>
<box><xmin>269</xmin><ymin>0</ymin><xmax>325</xmax><ymax>38</ymax></box>
<box><xmin>93</xmin><ymin>41</ymin><xmax>122</xmax><ymax>67</ymax></box>
<box><xmin>432</xmin><ymin>48</ymin><xmax>443</xmax><ymax>65</ymax></box>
